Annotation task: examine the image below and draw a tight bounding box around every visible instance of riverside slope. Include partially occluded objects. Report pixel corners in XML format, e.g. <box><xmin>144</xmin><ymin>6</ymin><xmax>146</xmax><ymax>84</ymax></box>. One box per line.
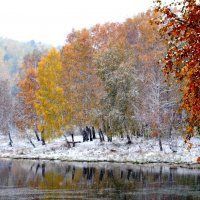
<box><xmin>0</xmin><ymin>134</ymin><xmax>199</xmax><ymax>165</ymax></box>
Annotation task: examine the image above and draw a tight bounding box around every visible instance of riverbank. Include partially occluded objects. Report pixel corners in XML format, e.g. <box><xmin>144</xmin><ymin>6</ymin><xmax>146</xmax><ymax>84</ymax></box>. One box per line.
<box><xmin>0</xmin><ymin>134</ymin><xmax>199</xmax><ymax>165</ymax></box>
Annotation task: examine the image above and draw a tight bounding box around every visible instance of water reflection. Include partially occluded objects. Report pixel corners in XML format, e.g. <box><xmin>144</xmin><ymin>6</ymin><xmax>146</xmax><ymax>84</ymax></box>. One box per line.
<box><xmin>0</xmin><ymin>159</ymin><xmax>199</xmax><ymax>200</ymax></box>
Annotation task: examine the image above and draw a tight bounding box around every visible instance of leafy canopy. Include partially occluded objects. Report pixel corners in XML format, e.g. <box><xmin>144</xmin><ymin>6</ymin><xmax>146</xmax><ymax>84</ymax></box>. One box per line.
<box><xmin>153</xmin><ymin>0</ymin><xmax>200</xmax><ymax>138</ymax></box>
<box><xmin>35</xmin><ymin>48</ymin><xmax>71</xmax><ymax>139</ymax></box>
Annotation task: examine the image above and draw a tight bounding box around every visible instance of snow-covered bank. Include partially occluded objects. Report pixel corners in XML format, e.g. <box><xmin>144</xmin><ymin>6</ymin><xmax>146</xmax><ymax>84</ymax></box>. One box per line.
<box><xmin>0</xmin><ymin>134</ymin><xmax>199</xmax><ymax>165</ymax></box>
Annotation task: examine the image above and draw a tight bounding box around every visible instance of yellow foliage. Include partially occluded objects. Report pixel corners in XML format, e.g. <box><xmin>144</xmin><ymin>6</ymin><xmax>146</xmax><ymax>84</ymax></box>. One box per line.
<box><xmin>35</xmin><ymin>48</ymin><xmax>71</xmax><ymax>140</ymax></box>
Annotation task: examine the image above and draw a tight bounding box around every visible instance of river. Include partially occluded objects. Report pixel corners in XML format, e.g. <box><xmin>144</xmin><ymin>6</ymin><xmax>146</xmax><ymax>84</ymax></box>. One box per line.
<box><xmin>0</xmin><ymin>159</ymin><xmax>199</xmax><ymax>199</ymax></box>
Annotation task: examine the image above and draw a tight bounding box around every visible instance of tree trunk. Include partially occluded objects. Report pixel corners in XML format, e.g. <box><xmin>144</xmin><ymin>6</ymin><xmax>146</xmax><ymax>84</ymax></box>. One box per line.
<box><xmin>136</xmin><ymin>131</ymin><xmax>140</xmax><ymax>138</ymax></box>
<box><xmin>26</xmin><ymin>133</ymin><xmax>35</xmax><ymax>148</ymax></box>
<box><xmin>168</xmin><ymin>125</ymin><xmax>173</xmax><ymax>139</ymax></box>
<box><xmin>123</xmin><ymin>121</ymin><xmax>132</xmax><ymax>144</ymax></box>
<box><xmin>82</xmin><ymin>129</ymin><xmax>89</xmax><ymax>142</ymax></box>
<box><xmin>89</xmin><ymin>128</ymin><xmax>93</xmax><ymax>141</ymax></box>
<box><xmin>71</xmin><ymin>134</ymin><xmax>75</xmax><ymax>147</ymax></box>
<box><xmin>169</xmin><ymin>112</ymin><xmax>176</xmax><ymax>139</ymax></box>
<box><xmin>29</xmin><ymin>138</ymin><xmax>35</xmax><ymax>148</ymax></box>
<box><xmin>92</xmin><ymin>127</ymin><xmax>96</xmax><ymax>139</ymax></box>
<box><xmin>64</xmin><ymin>135</ymin><xmax>71</xmax><ymax>148</ymax></box>
<box><xmin>41</xmin><ymin>130</ymin><xmax>46</xmax><ymax>145</ymax></box>
<box><xmin>159</xmin><ymin>135</ymin><xmax>163</xmax><ymax>151</ymax></box>
<box><xmin>107</xmin><ymin>135</ymin><xmax>112</xmax><ymax>142</ymax></box>
<box><xmin>99</xmin><ymin>129</ymin><xmax>105</xmax><ymax>141</ymax></box>
<box><xmin>34</xmin><ymin>129</ymin><xmax>40</xmax><ymax>141</ymax></box>
<box><xmin>99</xmin><ymin>131</ymin><xmax>103</xmax><ymax>142</ymax></box>
<box><xmin>127</xmin><ymin>134</ymin><xmax>132</xmax><ymax>144</ymax></box>
<box><xmin>99</xmin><ymin>129</ymin><xmax>103</xmax><ymax>142</ymax></box>
<box><xmin>8</xmin><ymin>130</ymin><xmax>13</xmax><ymax>147</ymax></box>
<box><xmin>41</xmin><ymin>137</ymin><xmax>46</xmax><ymax>145</ymax></box>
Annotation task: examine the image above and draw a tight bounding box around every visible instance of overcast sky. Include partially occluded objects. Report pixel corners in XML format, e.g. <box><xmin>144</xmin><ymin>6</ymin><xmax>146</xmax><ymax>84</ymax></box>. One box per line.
<box><xmin>0</xmin><ymin>0</ymin><xmax>154</xmax><ymax>46</ymax></box>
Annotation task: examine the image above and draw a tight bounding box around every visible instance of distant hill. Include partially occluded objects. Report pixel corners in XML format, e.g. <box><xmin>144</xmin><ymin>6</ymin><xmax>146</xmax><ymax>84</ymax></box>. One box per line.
<box><xmin>0</xmin><ymin>38</ymin><xmax>50</xmax><ymax>80</ymax></box>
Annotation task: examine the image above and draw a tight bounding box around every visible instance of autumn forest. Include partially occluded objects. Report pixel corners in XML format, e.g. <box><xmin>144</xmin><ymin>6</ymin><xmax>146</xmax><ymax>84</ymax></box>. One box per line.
<box><xmin>0</xmin><ymin>0</ymin><xmax>199</xmax><ymax>152</ymax></box>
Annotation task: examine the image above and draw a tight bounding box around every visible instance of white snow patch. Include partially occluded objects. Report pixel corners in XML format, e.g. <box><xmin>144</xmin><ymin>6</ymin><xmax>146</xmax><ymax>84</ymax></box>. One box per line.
<box><xmin>0</xmin><ymin>133</ymin><xmax>199</xmax><ymax>164</ymax></box>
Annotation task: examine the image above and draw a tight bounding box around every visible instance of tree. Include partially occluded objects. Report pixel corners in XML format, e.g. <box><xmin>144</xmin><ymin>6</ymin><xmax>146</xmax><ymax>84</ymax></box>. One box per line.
<box><xmin>96</xmin><ymin>47</ymin><xmax>137</xmax><ymax>142</ymax></box>
<box><xmin>122</xmin><ymin>10</ymin><xmax>181</xmax><ymax>149</ymax></box>
<box><xmin>61</xmin><ymin>29</ymin><xmax>103</xmax><ymax>128</ymax></box>
<box><xmin>35</xmin><ymin>48</ymin><xmax>71</xmax><ymax>140</ymax></box>
<box><xmin>153</xmin><ymin>0</ymin><xmax>200</xmax><ymax>140</ymax></box>
<box><xmin>0</xmin><ymin>79</ymin><xmax>13</xmax><ymax>146</ymax></box>
<box><xmin>16</xmin><ymin>50</ymin><xmax>44</xmax><ymax>140</ymax></box>
<box><xmin>142</xmin><ymin>66</ymin><xmax>180</xmax><ymax>150</ymax></box>
<box><xmin>22</xmin><ymin>49</ymin><xmax>44</xmax><ymax>70</ymax></box>
<box><xmin>17</xmin><ymin>68</ymin><xmax>38</xmax><ymax>130</ymax></box>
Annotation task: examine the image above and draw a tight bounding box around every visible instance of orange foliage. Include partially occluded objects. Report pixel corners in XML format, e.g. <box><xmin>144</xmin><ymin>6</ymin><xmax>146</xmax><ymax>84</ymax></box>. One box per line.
<box><xmin>61</xmin><ymin>29</ymin><xmax>104</xmax><ymax>126</ymax></box>
<box><xmin>197</xmin><ymin>157</ymin><xmax>200</xmax><ymax>164</ymax></box>
<box><xmin>90</xmin><ymin>22</ymin><xmax>126</xmax><ymax>54</ymax></box>
<box><xmin>18</xmin><ymin>68</ymin><xmax>38</xmax><ymax>129</ymax></box>
<box><xmin>153</xmin><ymin>0</ymin><xmax>200</xmax><ymax>138</ymax></box>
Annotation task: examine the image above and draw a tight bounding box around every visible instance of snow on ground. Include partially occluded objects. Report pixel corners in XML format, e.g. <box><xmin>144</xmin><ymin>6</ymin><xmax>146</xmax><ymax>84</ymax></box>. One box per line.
<box><xmin>0</xmin><ymin>133</ymin><xmax>199</xmax><ymax>165</ymax></box>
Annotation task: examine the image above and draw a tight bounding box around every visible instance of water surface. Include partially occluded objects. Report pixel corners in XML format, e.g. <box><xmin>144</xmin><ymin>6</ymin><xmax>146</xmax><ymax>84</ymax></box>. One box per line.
<box><xmin>0</xmin><ymin>159</ymin><xmax>199</xmax><ymax>199</ymax></box>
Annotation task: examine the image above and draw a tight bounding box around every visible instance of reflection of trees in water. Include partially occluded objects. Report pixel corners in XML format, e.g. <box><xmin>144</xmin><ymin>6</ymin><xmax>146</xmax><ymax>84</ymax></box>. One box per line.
<box><xmin>0</xmin><ymin>160</ymin><xmax>12</xmax><ymax>186</ymax></box>
<box><xmin>0</xmin><ymin>160</ymin><xmax>199</xmax><ymax>199</ymax></box>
